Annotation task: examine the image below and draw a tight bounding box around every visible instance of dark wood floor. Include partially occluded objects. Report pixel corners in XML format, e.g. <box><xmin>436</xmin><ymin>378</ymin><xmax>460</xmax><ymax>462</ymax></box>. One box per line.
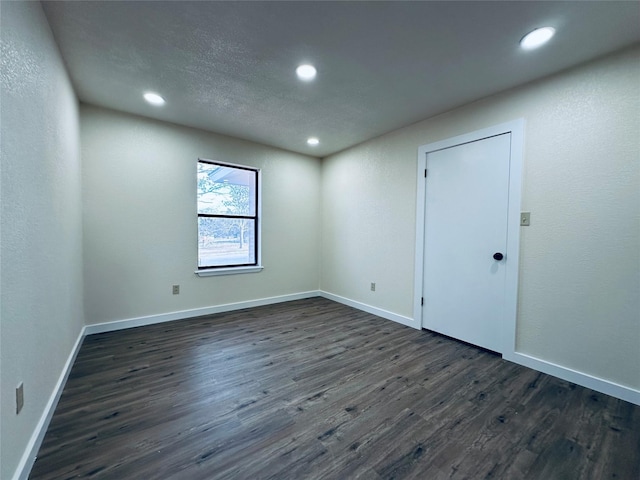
<box><xmin>31</xmin><ymin>298</ymin><xmax>639</xmax><ymax>479</ymax></box>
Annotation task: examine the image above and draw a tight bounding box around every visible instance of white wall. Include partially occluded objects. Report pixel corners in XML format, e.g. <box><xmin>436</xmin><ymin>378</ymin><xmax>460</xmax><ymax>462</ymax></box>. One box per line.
<box><xmin>81</xmin><ymin>105</ymin><xmax>321</xmax><ymax>325</ymax></box>
<box><xmin>0</xmin><ymin>2</ymin><xmax>84</xmax><ymax>479</ymax></box>
<box><xmin>322</xmin><ymin>46</ymin><xmax>640</xmax><ymax>391</ymax></box>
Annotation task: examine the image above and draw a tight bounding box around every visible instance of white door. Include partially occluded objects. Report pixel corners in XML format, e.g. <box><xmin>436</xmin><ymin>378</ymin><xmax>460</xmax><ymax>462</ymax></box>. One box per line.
<box><xmin>422</xmin><ymin>133</ymin><xmax>511</xmax><ymax>353</ymax></box>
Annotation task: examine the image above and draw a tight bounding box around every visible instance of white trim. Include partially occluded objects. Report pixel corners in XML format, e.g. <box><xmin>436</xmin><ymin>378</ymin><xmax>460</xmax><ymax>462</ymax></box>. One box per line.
<box><xmin>12</xmin><ymin>327</ymin><xmax>86</xmax><ymax>480</ymax></box>
<box><xmin>413</xmin><ymin>119</ymin><xmax>525</xmax><ymax>355</ymax></box>
<box><xmin>84</xmin><ymin>291</ymin><xmax>320</xmax><ymax>335</ymax></box>
<box><xmin>413</xmin><ymin>155</ymin><xmax>427</xmax><ymax>328</ymax></box>
<box><xmin>503</xmin><ymin>120</ymin><xmax>524</xmax><ymax>354</ymax></box>
<box><xmin>195</xmin><ymin>265</ymin><xmax>264</xmax><ymax>276</ymax></box>
<box><xmin>319</xmin><ymin>291</ymin><xmax>417</xmax><ymax>329</ymax></box>
<box><xmin>504</xmin><ymin>351</ymin><xmax>640</xmax><ymax>406</ymax></box>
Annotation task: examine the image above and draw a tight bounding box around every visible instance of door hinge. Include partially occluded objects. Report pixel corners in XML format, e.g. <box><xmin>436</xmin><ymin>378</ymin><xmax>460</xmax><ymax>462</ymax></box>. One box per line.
<box><xmin>421</xmin><ymin>297</ymin><xmax>424</xmax><ymax>306</ymax></box>
<box><xmin>424</xmin><ymin>169</ymin><xmax>427</xmax><ymax>178</ymax></box>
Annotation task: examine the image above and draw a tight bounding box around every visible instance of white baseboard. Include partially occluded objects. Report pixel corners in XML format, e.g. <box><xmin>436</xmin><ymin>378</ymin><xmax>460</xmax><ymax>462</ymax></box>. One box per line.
<box><xmin>13</xmin><ymin>327</ymin><xmax>86</xmax><ymax>480</ymax></box>
<box><xmin>504</xmin><ymin>351</ymin><xmax>640</xmax><ymax>406</ymax></box>
<box><xmin>84</xmin><ymin>291</ymin><xmax>321</xmax><ymax>335</ymax></box>
<box><xmin>319</xmin><ymin>290</ymin><xmax>418</xmax><ymax>329</ymax></box>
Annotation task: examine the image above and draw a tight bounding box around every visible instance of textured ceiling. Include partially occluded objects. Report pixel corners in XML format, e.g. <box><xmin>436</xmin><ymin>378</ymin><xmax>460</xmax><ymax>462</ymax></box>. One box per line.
<box><xmin>42</xmin><ymin>1</ymin><xmax>640</xmax><ymax>157</ymax></box>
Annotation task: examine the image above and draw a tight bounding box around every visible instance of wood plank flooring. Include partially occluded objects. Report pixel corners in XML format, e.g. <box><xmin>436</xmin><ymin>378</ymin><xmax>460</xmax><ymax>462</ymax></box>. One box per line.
<box><xmin>30</xmin><ymin>298</ymin><xmax>640</xmax><ymax>479</ymax></box>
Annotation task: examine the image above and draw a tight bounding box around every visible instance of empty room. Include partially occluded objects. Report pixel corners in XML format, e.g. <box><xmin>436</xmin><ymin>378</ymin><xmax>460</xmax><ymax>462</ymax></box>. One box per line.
<box><xmin>1</xmin><ymin>1</ymin><xmax>639</xmax><ymax>479</ymax></box>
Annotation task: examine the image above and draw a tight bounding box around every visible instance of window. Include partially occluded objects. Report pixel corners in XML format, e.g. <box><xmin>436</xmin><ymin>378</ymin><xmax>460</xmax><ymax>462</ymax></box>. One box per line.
<box><xmin>196</xmin><ymin>159</ymin><xmax>261</xmax><ymax>275</ymax></box>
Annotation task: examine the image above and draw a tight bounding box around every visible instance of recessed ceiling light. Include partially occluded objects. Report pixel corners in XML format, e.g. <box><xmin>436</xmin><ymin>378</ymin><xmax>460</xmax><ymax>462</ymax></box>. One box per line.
<box><xmin>296</xmin><ymin>64</ymin><xmax>317</xmax><ymax>81</ymax></box>
<box><xmin>143</xmin><ymin>92</ymin><xmax>165</xmax><ymax>106</ymax></box>
<box><xmin>307</xmin><ymin>137</ymin><xmax>319</xmax><ymax>146</ymax></box>
<box><xmin>520</xmin><ymin>27</ymin><xmax>555</xmax><ymax>50</ymax></box>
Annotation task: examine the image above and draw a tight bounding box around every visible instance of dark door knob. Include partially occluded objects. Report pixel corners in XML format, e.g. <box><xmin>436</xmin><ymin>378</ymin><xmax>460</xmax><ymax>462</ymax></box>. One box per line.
<box><xmin>493</xmin><ymin>252</ymin><xmax>504</xmax><ymax>261</ymax></box>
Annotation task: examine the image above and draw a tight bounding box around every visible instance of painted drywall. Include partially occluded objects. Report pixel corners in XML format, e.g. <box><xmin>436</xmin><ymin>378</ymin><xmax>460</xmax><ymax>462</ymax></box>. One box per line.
<box><xmin>81</xmin><ymin>105</ymin><xmax>321</xmax><ymax>325</ymax></box>
<box><xmin>321</xmin><ymin>46</ymin><xmax>640</xmax><ymax>390</ymax></box>
<box><xmin>0</xmin><ymin>2</ymin><xmax>84</xmax><ymax>479</ymax></box>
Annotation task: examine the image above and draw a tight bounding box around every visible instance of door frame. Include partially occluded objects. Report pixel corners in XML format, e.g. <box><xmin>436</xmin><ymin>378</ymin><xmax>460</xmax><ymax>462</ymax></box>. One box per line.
<box><xmin>413</xmin><ymin>119</ymin><xmax>524</xmax><ymax>356</ymax></box>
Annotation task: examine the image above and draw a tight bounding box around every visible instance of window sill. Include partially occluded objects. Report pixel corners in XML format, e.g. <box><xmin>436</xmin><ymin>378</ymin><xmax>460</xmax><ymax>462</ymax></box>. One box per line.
<box><xmin>195</xmin><ymin>265</ymin><xmax>264</xmax><ymax>277</ymax></box>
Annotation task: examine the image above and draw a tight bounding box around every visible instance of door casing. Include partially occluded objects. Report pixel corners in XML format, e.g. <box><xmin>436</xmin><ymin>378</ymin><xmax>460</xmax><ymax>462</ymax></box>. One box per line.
<box><xmin>413</xmin><ymin>119</ymin><xmax>524</xmax><ymax>356</ymax></box>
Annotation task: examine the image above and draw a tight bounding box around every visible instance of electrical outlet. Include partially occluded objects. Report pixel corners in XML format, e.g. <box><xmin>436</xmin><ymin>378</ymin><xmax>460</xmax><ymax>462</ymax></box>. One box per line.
<box><xmin>370</xmin><ymin>282</ymin><xmax>376</xmax><ymax>292</ymax></box>
<box><xmin>16</xmin><ymin>382</ymin><xmax>24</xmax><ymax>414</ymax></box>
<box><xmin>521</xmin><ymin>212</ymin><xmax>531</xmax><ymax>226</ymax></box>
<box><xmin>172</xmin><ymin>284</ymin><xmax>180</xmax><ymax>295</ymax></box>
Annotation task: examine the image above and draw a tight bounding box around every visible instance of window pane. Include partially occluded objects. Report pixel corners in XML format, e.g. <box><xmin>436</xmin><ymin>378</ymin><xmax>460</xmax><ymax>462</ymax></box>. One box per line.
<box><xmin>198</xmin><ymin>217</ymin><xmax>256</xmax><ymax>267</ymax></box>
<box><xmin>197</xmin><ymin>163</ymin><xmax>256</xmax><ymax>216</ymax></box>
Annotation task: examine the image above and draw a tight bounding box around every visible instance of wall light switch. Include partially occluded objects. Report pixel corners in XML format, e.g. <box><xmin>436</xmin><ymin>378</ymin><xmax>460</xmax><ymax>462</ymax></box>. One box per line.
<box><xmin>16</xmin><ymin>382</ymin><xmax>24</xmax><ymax>414</ymax></box>
<box><xmin>520</xmin><ymin>212</ymin><xmax>531</xmax><ymax>226</ymax></box>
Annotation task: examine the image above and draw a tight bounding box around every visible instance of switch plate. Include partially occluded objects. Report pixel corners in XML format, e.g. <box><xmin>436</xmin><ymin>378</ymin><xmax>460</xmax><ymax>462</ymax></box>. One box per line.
<box><xmin>16</xmin><ymin>382</ymin><xmax>24</xmax><ymax>414</ymax></box>
<box><xmin>172</xmin><ymin>285</ymin><xmax>180</xmax><ymax>295</ymax></box>
<box><xmin>520</xmin><ymin>212</ymin><xmax>531</xmax><ymax>226</ymax></box>
<box><xmin>370</xmin><ymin>282</ymin><xmax>376</xmax><ymax>292</ymax></box>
